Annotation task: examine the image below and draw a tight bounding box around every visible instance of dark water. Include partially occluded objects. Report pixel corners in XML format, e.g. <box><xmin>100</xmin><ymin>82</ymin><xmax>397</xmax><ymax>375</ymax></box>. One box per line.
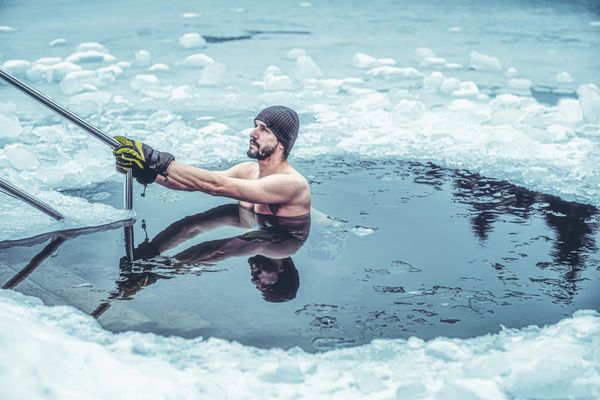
<box><xmin>1</xmin><ymin>156</ymin><xmax>599</xmax><ymax>352</ymax></box>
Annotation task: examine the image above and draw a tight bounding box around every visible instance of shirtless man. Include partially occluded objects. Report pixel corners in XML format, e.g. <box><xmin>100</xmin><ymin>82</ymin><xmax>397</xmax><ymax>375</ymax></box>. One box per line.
<box><xmin>113</xmin><ymin>106</ymin><xmax>311</xmax><ymax>217</ymax></box>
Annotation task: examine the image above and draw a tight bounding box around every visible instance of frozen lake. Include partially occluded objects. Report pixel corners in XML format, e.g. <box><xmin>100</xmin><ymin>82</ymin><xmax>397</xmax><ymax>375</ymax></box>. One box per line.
<box><xmin>1</xmin><ymin>0</ymin><xmax>599</xmax><ymax>398</ymax></box>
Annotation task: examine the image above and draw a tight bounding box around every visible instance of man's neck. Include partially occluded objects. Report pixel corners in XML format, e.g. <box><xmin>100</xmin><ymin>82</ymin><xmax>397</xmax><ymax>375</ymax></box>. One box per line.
<box><xmin>257</xmin><ymin>155</ymin><xmax>288</xmax><ymax>177</ymax></box>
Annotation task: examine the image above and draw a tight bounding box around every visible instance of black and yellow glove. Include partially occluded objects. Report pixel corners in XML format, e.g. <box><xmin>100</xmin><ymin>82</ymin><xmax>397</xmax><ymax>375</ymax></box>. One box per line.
<box><xmin>113</xmin><ymin>136</ymin><xmax>175</xmax><ymax>185</ymax></box>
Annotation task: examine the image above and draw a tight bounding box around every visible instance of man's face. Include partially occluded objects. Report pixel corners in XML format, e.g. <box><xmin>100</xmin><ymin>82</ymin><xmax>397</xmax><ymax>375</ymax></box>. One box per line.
<box><xmin>247</xmin><ymin>120</ymin><xmax>279</xmax><ymax>160</ymax></box>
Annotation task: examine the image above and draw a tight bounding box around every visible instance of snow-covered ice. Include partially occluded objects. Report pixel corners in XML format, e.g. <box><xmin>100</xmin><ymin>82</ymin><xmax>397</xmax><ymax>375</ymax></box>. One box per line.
<box><xmin>0</xmin><ymin>290</ymin><xmax>598</xmax><ymax>399</ymax></box>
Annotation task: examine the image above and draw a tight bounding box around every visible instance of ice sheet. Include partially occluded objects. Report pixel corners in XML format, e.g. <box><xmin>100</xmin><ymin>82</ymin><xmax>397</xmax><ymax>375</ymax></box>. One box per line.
<box><xmin>0</xmin><ymin>289</ymin><xmax>598</xmax><ymax>400</ymax></box>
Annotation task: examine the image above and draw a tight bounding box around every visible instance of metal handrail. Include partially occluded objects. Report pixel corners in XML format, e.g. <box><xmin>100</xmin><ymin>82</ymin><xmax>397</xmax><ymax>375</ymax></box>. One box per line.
<box><xmin>0</xmin><ymin>67</ymin><xmax>134</xmax><ymax>259</ymax></box>
<box><xmin>0</xmin><ymin>177</ymin><xmax>64</xmax><ymax>220</ymax></box>
<box><xmin>0</xmin><ymin>67</ymin><xmax>133</xmax><ymax>210</ymax></box>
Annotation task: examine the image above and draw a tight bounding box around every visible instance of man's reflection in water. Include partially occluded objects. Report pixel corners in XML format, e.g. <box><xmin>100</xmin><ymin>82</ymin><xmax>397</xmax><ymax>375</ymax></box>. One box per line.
<box><xmin>112</xmin><ymin>204</ymin><xmax>310</xmax><ymax>303</ymax></box>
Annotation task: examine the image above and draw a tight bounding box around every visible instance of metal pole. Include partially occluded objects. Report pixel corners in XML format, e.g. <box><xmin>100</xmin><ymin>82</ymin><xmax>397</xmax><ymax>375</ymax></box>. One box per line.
<box><xmin>0</xmin><ymin>177</ymin><xmax>64</xmax><ymax>221</ymax></box>
<box><xmin>0</xmin><ymin>67</ymin><xmax>133</xmax><ymax>210</ymax></box>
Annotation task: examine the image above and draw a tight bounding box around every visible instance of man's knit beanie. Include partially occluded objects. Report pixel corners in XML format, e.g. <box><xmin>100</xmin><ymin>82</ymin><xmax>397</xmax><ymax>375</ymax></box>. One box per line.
<box><xmin>255</xmin><ymin>106</ymin><xmax>299</xmax><ymax>156</ymax></box>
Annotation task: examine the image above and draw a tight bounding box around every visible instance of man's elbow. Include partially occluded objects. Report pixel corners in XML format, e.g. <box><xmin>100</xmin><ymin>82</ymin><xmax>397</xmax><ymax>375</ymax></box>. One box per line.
<box><xmin>206</xmin><ymin>181</ymin><xmax>229</xmax><ymax>197</ymax></box>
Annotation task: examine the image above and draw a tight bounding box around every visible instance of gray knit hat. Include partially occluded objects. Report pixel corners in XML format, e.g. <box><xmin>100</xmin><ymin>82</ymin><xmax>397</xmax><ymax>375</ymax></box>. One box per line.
<box><xmin>255</xmin><ymin>106</ymin><xmax>299</xmax><ymax>156</ymax></box>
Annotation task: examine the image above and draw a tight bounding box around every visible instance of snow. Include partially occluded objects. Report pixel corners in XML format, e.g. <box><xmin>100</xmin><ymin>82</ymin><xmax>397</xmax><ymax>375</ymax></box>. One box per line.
<box><xmin>0</xmin><ymin>290</ymin><xmax>598</xmax><ymax>400</ymax></box>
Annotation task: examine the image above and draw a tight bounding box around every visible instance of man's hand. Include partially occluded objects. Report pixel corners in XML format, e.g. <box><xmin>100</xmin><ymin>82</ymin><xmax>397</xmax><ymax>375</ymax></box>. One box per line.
<box><xmin>113</xmin><ymin>135</ymin><xmax>175</xmax><ymax>185</ymax></box>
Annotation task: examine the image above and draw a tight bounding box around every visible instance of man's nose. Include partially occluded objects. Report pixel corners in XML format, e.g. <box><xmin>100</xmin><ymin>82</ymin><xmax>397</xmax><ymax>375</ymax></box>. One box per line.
<box><xmin>250</xmin><ymin>129</ymin><xmax>258</xmax><ymax>139</ymax></box>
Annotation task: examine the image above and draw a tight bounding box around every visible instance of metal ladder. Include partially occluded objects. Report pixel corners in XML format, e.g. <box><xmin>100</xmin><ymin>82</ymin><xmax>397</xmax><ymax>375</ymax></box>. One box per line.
<box><xmin>0</xmin><ymin>67</ymin><xmax>134</xmax><ymax>259</ymax></box>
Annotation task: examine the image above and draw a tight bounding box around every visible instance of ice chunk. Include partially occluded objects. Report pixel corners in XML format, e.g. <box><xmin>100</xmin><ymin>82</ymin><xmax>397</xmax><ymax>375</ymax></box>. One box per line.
<box><xmin>490</xmin><ymin>94</ymin><xmax>526</xmax><ymax>109</ymax></box>
<box><xmin>69</xmin><ymin>91</ymin><xmax>112</xmax><ymax>107</ymax></box>
<box><xmin>589</xmin><ymin>21</ymin><xmax>600</xmax><ymax>27</ymax></box>
<box><xmin>577</xmin><ymin>84</ymin><xmax>600</xmax><ymax>124</ymax></box>
<box><xmin>287</xmin><ymin>48</ymin><xmax>307</xmax><ymax>60</ymax></box>
<box><xmin>263</xmin><ymin>65</ymin><xmax>283</xmax><ymax>79</ymax></box>
<box><xmin>60</xmin><ymin>71</ymin><xmax>99</xmax><ymax>95</ymax></box>
<box><xmin>47</xmin><ymin>62</ymin><xmax>82</xmax><ymax>82</ymax></box>
<box><xmin>66</xmin><ymin>51</ymin><xmax>116</xmax><ymax>63</ymax></box>
<box><xmin>26</xmin><ymin>64</ymin><xmax>52</xmax><ymax>82</ymax></box>
<box><xmin>49</xmin><ymin>38</ymin><xmax>67</xmax><ymax>47</ymax></box>
<box><xmin>264</xmin><ymin>75</ymin><xmax>294</xmax><ymax>91</ymax></box>
<box><xmin>149</xmin><ymin>63</ymin><xmax>170</xmax><ymax>72</ymax></box>
<box><xmin>351</xmin><ymin>92</ymin><xmax>390</xmax><ymax>111</ymax></box>
<box><xmin>452</xmin><ymin>81</ymin><xmax>480</xmax><ymax>97</ymax></box>
<box><xmin>69</xmin><ymin>92</ymin><xmax>112</xmax><ymax>116</ymax></box>
<box><xmin>117</xmin><ymin>61</ymin><xmax>132</xmax><ymax>69</ymax></box>
<box><xmin>300</xmin><ymin>2</ymin><xmax>312</xmax><ymax>7</ymax></box>
<box><xmin>508</xmin><ymin>78</ymin><xmax>532</xmax><ymax>90</ymax></box>
<box><xmin>352</xmin><ymin>53</ymin><xmax>378</xmax><ymax>69</ymax></box>
<box><xmin>378</xmin><ymin>58</ymin><xmax>396</xmax><ymax>65</ymax></box>
<box><xmin>96</xmin><ymin>65</ymin><xmax>123</xmax><ymax>84</ymax></box>
<box><xmin>423</xmin><ymin>71</ymin><xmax>446</xmax><ymax>89</ymax></box>
<box><xmin>179</xmin><ymin>33</ymin><xmax>206</xmax><ymax>49</ymax></box>
<box><xmin>130</xmin><ymin>74</ymin><xmax>159</xmax><ymax>91</ymax></box>
<box><xmin>555</xmin><ymin>98</ymin><xmax>582</xmax><ymax>123</ymax></box>
<box><xmin>555</xmin><ymin>71</ymin><xmax>574</xmax><ymax>84</ymax></box>
<box><xmin>440</xmin><ymin>77</ymin><xmax>461</xmax><ymax>94</ymax></box>
<box><xmin>258</xmin><ymin>360</ymin><xmax>304</xmax><ymax>383</ymax></box>
<box><xmin>504</xmin><ymin>67</ymin><xmax>519</xmax><ymax>78</ymax></box>
<box><xmin>198</xmin><ymin>63</ymin><xmax>227</xmax><ymax>86</ymax></box>
<box><xmin>0</xmin><ymin>25</ymin><xmax>15</xmax><ymax>32</ymax></box>
<box><xmin>3</xmin><ymin>144</ymin><xmax>39</xmax><ymax>171</ymax></box>
<box><xmin>420</xmin><ymin>56</ymin><xmax>447</xmax><ymax>67</ymax></box>
<box><xmin>134</xmin><ymin>50</ymin><xmax>152</xmax><ymax>67</ymax></box>
<box><xmin>76</xmin><ymin>42</ymin><xmax>107</xmax><ymax>53</ymax></box>
<box><xmin>0</xmin><ymin>113</ymin><xmax>23</xmax><ymax>138</ymax></box>
<box><xmin>445</xmin><ymin>62</ymin><xmax>463</xmax><ymax>69</ymax></box>
<box><xmin>170</xmin><ymin>85</ymin><xmax>194</xmax><ymax>100</ymax></box>
<box><xmin>470</xmin><ymin>51</ymin><xmax>502</xmax><ymax>71</ymax></box>
<box><xmin>296</xmin><ymin>55</ymin><xmax>323</xmax><ymax>79</ymax></box>
<box><xmin>1</xmin><ymin>60</ymin><xmax>30</xmax><ymax>78</ymax></box>
<box><xmin>198</xmin><ymin>122</ymin><xmax>230</xmax><ymax>135</ymax></box>
<box><xmin>182</xmin><ymin>53</ymin><xmax>214</xmax><ymax>67</ymax></box>
<box><xmin>448</xmin><ymin>26</ymin><xmax>462</xmax><ymax>32</ymax></box>
<box><xmin>34</xmin><ymin>56</ymin><xmax>62</xmax><ymax>65</ymax></box>
<box><xmin>318</xmin><ymin>79</ymin><xmax>344</xmax><ymax>94</ymax></box>
<box><xmin>350</xmin><ymin>226</ymin><xmax>377</xmax><ymax>237</ymax></box>
<box><xmin>393</xmin><ymin>99</ymin><xmax>427</xmax><ymax>118</ymax></box>
<box><xmin>367</xmin><ymin>66</ymin><xmax>422</xmax><ymax>79</ymax></box>
<box><xmin>415</xmin><ymin>47</ymin><xmax>436</xmax><ymax>61</ymax></box>
<box><xmin>180</xmin><ymin>12</ymin><xmax>201</xmax><ymax>18</ymax></box>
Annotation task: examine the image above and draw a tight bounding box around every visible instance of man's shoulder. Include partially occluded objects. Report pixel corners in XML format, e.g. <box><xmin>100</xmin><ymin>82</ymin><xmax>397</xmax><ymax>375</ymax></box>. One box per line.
<box><xmin>233</xmin><ymin>161</ymin><xmax>258</xmax><ymax>178</ymax></box>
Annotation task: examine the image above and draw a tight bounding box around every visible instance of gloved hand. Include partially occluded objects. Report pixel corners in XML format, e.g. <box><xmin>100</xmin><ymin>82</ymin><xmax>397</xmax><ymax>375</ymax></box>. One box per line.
<box><xmin>113</xmin><ymin>135</ymin><xmax>175</xmax><ymax>185</ymax></box>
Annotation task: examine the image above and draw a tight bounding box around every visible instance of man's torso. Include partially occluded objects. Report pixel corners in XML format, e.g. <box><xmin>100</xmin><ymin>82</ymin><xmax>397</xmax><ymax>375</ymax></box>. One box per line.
<box><xmin>236</xmin><ymin>162</ymin><xmax>310</xmax><ymax>217</ymax></box>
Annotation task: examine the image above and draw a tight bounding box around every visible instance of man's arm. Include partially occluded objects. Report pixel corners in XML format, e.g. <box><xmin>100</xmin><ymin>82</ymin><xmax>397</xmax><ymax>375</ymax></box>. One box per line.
<box><xmin>157</xmin><ymin>161</ymin><xmax>304</xmax><ymax>205</ymax></box>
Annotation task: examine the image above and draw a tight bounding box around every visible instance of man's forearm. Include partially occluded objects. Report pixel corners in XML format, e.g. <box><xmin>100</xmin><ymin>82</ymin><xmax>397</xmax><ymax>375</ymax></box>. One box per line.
<box><xmin>158</xmin><ymin>161</ymin><xmax>226</xmax><ymax>194</ymax></box>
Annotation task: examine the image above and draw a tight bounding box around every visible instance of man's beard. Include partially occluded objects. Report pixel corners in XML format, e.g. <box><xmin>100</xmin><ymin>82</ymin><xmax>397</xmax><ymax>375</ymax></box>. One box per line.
<box><xmin>247</xmin><ymin>141</ymin><xmax>278</xmax><ymax>160</ymax></box>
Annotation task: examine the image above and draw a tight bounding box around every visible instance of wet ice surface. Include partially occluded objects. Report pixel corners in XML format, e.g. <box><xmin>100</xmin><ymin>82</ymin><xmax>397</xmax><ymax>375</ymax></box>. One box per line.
<box><xmin>1</xmin><ymin>157</ymin><xmax>598</xmax><ymax>352</ymax></box>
